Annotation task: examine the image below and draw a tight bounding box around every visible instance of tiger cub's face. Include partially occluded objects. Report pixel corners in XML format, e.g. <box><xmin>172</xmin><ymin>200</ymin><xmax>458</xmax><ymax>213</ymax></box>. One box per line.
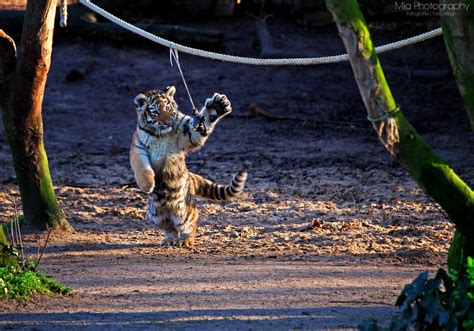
<box><xmin>134</xmin><ymin>86</ymin><xmax>178</xmax><ymax>136</ymax></box>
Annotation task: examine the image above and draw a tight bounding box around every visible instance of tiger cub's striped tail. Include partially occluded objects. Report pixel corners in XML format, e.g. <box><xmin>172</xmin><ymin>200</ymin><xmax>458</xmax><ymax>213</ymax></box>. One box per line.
<box><xmin>190</xmin><ymin>171</ymin><xmax>247</xmax><ymax>201</ymax></box>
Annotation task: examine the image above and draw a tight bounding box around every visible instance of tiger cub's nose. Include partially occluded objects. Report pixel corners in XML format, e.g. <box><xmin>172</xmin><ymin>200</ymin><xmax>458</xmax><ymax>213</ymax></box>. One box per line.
<box><xmin>157</xmin><ymin>109</ymin><xmax>173</xmax><ymax>125</ymax></box>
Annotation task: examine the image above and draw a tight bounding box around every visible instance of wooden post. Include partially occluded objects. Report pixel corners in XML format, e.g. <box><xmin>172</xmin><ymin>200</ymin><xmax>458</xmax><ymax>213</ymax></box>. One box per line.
<box><xmin>0</xmin><ymin>0</ymin><xmax>71</xmax><ymax>231</ymax></box>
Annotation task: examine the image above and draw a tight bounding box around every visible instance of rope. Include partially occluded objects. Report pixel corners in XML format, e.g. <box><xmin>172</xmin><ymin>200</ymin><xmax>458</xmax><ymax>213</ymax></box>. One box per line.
<box><xmin>59</xmin><ymin>0</ymin><xmax>68</xmax><ymax>27</ymax></box>
<box><xmin>169</xmin><ymin>48</ymin><xmax>198</xmax><ymax>115</ymax></box>
<box><xmin>78</xmin><ymin>0</ymin><xmax>443</xmax><ymax>66</ymax></box>
<box><xmin>368</xmin><ymin>105</ymin><xmax>400</xmax><ymax>122</ymax></box>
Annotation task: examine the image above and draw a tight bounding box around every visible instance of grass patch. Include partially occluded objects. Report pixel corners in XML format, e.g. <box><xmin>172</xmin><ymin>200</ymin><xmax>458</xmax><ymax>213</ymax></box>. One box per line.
<box><xmin>0</xmin><ymin>265</ymin><xmax>72</xmax><ymax>300</ymax></box>
<box><xmin>1</xmin><ymin>213</ymin><xmax>72</xmax><ymax>301</ymax></box>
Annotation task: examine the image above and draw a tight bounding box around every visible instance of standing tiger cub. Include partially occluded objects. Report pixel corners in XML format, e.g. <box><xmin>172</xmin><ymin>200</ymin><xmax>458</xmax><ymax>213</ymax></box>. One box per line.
<box><xmin>130</xmin><ymin>86</ymin><xmax>247</xmax><ymax>247</ymax></box>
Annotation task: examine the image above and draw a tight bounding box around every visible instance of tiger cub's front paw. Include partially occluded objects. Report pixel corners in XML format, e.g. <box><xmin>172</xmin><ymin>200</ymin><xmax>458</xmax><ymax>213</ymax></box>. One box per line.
<box><xmin>205</xmin><ymin>93</ymin><xmax>232</xmax><ymax>122</ymax></box>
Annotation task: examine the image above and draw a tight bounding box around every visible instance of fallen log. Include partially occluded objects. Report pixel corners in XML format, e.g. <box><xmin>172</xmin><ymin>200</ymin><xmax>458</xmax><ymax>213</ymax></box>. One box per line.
<box><xmin>0</xmin><ymin>5</ymin><xmax>225</xmax><ymax>49</ymax></box>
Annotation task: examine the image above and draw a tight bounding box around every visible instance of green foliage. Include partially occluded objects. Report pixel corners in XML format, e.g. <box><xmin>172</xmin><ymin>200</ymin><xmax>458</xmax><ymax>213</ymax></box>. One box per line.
<box><xmin>0</xmin><ymin>243</ymin><xmax>21</xmax><ymax>269</ymax></box>
<box><xmin>1</xmin><ymin>215</ymin><xmax>25</xmax><ymax>233</ymax></box>
<box><xmin>1</xmin><ymin>217</ymin><xmax>72</xmax><ymax>301</ymax></box>
<box><xmin>0</xmin><ymin>216</ymin><xmax>25</xmax><ymax>269</ymax></box>
<box><xmin>359</xmin><ymin>258</ymin><xmax>474</xmax><ymax>330</ymax></box>
<box><xmin>0</xmin><ymin>265</ymin><xmax>71</xmax><ymax>300</ymax></box>
<box><xmin>359</xmin><ymin>318</ymin><xmax>385</xmax><ymax>331</ymax></box>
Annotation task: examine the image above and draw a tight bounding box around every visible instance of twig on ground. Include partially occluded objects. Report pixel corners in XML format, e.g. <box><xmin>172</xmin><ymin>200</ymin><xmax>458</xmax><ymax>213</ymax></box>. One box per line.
<box><xmin>329</xmin><ymin>300</ymin><xmax>393</xmax><ymax>306</ymax></box>
<box><xmin>248</xmin><ymin>103</ymin><xmax>275</xmax><ymax>119</ymax></box>
<box><xmin>13</xmin><ymin>198</ymin><xmax>24</xmax><ymax>260</ymax></box>
<box><xmin>34</xmin><ymin>228</ymin><xmax>52</xmax><ymax>272</ymax></box>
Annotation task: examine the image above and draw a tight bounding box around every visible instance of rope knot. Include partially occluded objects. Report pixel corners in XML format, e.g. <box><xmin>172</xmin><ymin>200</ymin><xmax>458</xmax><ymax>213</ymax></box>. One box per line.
<box><xmin>367</xmin><ymin>105</ymin><xmax>400</xmax><ymax>123</ymax></box>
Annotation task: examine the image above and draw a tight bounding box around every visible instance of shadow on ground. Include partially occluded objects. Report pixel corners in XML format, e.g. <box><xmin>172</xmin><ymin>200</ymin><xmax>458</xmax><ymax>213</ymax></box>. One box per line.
<box><xmin>0</xmin><ymin>307</ymin><xmax>393</xmax><ymax>330</ymax></box>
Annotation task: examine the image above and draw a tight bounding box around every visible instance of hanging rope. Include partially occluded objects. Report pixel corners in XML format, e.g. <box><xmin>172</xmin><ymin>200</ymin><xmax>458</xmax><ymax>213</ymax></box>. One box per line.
<box><xmin>78</xmin><ymin>0</ymin><xmax>443</xmax><ymax>66</ymax></box>
<box><xmin>169</xmin><ymin>48</ymin><xmax>198</xmax><ymax>116</ymax></box>
<box><xmin>170</xmin><ymin>48</ymin><xmax>207</xmax><ymax>132</ymax></box>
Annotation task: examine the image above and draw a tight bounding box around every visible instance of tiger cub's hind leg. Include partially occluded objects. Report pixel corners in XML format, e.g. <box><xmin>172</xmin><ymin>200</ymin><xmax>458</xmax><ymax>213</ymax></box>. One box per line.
<box><xmin>160</xmin><ymin>220</ymin><xmax>180</xmax><ymax>247</ymax></box>
<box><xmin>159</xmin><ymin>208</ymin><xmax>198</xmax><ymax>248</ymax></box>
<box><xmin>176</xmin><ymin>206</ymin><xmax>199</xmax><ymax>247</ymax></box>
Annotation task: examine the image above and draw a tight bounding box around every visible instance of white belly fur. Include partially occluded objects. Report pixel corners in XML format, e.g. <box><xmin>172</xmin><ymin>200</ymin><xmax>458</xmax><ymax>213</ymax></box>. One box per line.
<box><xmin>138</xmin><ymin>130</ymin><xmax>179</xmax><ymax>170</ymax></box>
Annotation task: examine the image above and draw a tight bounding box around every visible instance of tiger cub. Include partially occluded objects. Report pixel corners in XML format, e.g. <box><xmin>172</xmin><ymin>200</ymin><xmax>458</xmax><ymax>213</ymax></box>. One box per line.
<box><xmin>130</xmin><ymin>86</ymin><xmax>247</xmax><ymax>247</ymax></box>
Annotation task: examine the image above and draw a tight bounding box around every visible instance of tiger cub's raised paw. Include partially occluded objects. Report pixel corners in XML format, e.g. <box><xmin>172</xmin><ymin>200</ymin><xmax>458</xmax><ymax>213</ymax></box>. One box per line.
<box><xmin>205</xmin><ymin>93</ymin><xmax>232</xmax><ymax>122</ymax></box>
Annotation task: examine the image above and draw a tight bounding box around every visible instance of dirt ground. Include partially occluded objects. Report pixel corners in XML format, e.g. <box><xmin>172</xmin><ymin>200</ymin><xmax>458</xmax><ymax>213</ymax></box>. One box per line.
<box><xmin>0</xmin><ymin>10</ymin><xmax>473</xmax><ymax>330</ymax></box>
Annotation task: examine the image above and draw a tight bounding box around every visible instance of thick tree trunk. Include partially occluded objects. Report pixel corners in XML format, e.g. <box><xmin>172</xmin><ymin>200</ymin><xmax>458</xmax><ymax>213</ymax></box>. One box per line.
<box><xmin>441</xmin><ymin>0</ymin><xmax>474</xmax><ymax>131</ymax></box>
<box><xmin>0</xmin><ymin>0</ymin><xmax>71</xmax><ymax>231</ymax></box>
<box><xmin>325</xmin><ymin>0</ymin><xmax>474</xmax><ymax>271</ymax></box>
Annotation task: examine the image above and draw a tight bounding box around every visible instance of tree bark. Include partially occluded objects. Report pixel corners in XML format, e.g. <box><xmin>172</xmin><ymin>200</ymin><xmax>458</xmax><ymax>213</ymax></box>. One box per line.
<box><xmin>441</xmin><ymin>0</ymin><xmax>474</xmax><ymax>131</ymax></box>
<box><xmin>325</xmin><ymin>0</ymin><xmax>474</xmax><ymax>271</ymax></box>
<box><xmin>0</xmin><ymin>0</ymin><xmax>71</xmax><ymax>231</ymax></box>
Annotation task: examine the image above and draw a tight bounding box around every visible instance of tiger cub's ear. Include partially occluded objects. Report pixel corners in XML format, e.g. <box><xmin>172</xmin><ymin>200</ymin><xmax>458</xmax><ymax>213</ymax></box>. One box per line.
<box><xmin>165</xmin><ymin>86</ymin><xmax>176</xmax><ymax>99</ymax></box>
<box><xmin>134</xmin><ymin>94</ymin><xmax>148</xmax><ymax>109</ymax></box>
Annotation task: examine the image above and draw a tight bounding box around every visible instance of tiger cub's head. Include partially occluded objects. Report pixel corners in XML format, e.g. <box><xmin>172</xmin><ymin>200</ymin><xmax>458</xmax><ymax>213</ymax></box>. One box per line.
<box><xmin>134</xmin><ymin>86</ymin><xmax>178</xmax><ymax>136</ymax></box>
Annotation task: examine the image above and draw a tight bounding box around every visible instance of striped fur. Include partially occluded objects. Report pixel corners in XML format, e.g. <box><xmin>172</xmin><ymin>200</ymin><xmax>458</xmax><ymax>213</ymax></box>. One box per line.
<box><xmin>190</xmin><ymin>171</ymin><xmax>247</xmax><ymax>201</ymax></box>
<box><xmin>130</xmin><ymin>86</ymin><xmax>247</xmax><ymax>247</ymax></box>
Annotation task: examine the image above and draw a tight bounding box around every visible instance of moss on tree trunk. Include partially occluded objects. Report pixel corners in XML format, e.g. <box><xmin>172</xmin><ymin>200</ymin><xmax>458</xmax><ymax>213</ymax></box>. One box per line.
<box><xmin>325</xmin><ymin>0</ymin><xmax>474</xmax><ymax>271</ymax></box>
<box><xmin>0</xmin><ymin>0</ymin><xmax>71</xmax><ymax>231</ymax></box>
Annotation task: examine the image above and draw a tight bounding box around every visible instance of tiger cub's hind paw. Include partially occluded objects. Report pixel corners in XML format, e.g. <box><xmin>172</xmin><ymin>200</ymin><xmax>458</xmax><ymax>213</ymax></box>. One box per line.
<box><xmin>174</xmin><ymin>238</ymin><xmax>194</xmax><ymax>248</ymax></box>
<box><xmin>181</xmin><ymin>238</ymin><xmax>195</xmax><ymax>248</ymax></box>
<box><xmin>159</xmin><ymin>238</ymin><xmax>174</xmax><ymax>247</ymax></box>
<box><xmin>159</xmin><ymin>238</ymin><xmax>194</xmax><ymax>248</ymax></box>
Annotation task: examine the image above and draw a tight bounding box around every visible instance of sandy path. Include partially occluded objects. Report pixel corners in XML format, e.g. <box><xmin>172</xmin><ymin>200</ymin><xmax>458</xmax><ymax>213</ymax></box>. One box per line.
<box><xmin>0</xmin><ymin>251</ymin><xmax>425</xmax><ymax>329</ymax></box>
<box><xmin>0</xmin><ymin>12</ymin><xmax>470</xmax><ymax>330</ymax></box>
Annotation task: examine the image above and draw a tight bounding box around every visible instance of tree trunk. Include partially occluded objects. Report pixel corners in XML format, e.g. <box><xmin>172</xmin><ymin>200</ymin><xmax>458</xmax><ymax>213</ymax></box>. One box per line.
<box><xmin>325</xmin><ymin>0</ymin><xmax>474</xmax><ymax>271</ymax></box>
<box><xmin>441</xmin><ymin>0</ymin><xmax>474</xmax><ymax>131</ymax></box>
<box><xmin>0</xmin><ymin>0</ymin><xmax>71</xmax><ymax>231</ymax></box>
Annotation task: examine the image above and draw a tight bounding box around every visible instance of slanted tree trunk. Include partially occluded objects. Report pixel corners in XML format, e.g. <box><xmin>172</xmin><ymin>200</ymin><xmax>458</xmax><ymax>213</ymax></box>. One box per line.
<box><xmin>0</xmin><ymin>226</ymin><xmax>18</xmax><ymax>268</ymax></box>
<box><xmin>0</xmin><ymin>223</ymin><xmax>21</xmax><ymax>268</ymax></box>
<box><xmin>441</xmin><ymin>0</ymin><xmax>474</xmax><ymax>131</ymax></box>
<box><xmin>325</xmin><ymin>0</ymin><xmax>474</xmax><ymax>271</ymax></box>
<box><xmin>0</xmin><ymin>0</ymin><xmax>71</xmax><ymax>231</ymax></box>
